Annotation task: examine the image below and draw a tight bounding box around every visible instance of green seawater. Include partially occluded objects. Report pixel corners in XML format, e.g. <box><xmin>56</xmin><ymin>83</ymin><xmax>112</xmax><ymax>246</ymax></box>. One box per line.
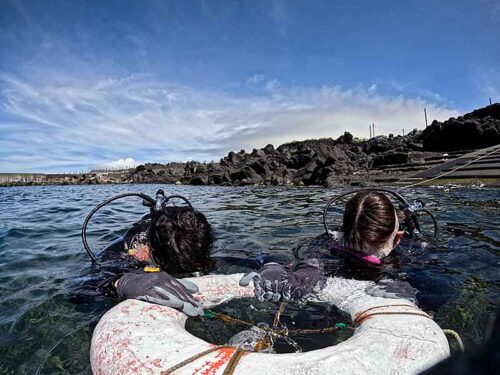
<box><xmin>0</xmin><ymin>184</ymin><xmax>498</xmax><ymax>373</ymax></box>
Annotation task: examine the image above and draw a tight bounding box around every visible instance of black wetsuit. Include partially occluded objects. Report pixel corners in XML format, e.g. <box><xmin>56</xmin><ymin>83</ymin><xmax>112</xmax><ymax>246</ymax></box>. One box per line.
<box><xmin>291</xmin><ymin>232</ymin><xmax>389</xmax><ymax>280</ymax></box>
<box><xmin>70</xmin><ymin>213</ymin><xmax>264</xmax><ymax>304</ymax></box>
<box><xmin>70</xmin><ymin>215</ymin><xmax>155</xmax><ymax>304</ymax></box>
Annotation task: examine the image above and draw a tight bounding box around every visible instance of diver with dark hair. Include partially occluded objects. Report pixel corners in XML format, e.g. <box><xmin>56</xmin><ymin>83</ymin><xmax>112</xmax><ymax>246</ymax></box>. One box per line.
<box><xmin>79</xmin><ymin>190</ymin><xmax>213</xmax><ymax>316</ymax></box>
<box><xmin>112</xmin><ymin>204</ymin><xmax>212</xmax><ymax>316</ymax></box>
<box><xmin>240</xmin><ymin>189</ymin><xmax>433</xmax><ymax>304</ymax></box>
<box><xmin>113</xmin><ymin>204</ymin><xmax>213</xmax><ymax>274</ymax></box>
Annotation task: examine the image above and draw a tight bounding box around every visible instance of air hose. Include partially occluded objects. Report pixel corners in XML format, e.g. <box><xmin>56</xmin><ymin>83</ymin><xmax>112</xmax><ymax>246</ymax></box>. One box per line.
<box><xmin>81</xmin><ymin>192</ymin><xmax>155</xmax><ymax>263</ymax></box>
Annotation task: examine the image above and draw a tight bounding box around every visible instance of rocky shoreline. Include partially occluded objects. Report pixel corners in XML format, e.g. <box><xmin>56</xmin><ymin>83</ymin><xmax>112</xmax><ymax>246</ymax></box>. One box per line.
<box><xmin>2</xmin><ymin>104</ymin><xmax>499</xmax><ymax>188</ymax></box>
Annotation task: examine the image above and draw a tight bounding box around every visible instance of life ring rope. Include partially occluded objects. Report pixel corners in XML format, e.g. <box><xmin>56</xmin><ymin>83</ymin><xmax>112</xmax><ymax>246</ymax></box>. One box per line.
<box><xmin>158</xmin><ymin>286</ymin><xmax>438</xmax><ymax>374</ymax></box>
<box><xmin>160</xmin><ymin>346</ymin><xmax>232</xmax><ymax>375</ymax></box>
<box><xmin>91</xmin><ymin>274</ymin><xmax>453</xmax><ymax>375</ymax></box>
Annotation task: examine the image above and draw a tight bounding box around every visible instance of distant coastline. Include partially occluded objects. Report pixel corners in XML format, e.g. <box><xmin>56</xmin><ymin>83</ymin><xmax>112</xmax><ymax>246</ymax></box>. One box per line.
<box><xmin>2</xmin><ymin>104</ymin><xmax>499</xmax><ymax>188</ymax></box>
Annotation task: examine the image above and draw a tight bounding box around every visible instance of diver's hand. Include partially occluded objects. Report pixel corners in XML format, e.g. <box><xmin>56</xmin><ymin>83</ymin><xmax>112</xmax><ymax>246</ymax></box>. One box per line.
<box><xmin>239</xmin><ymin>259</ymin><xmax>324</xmax><ymax>302</ymax></box>
<box><xmin>287</xmin><ymin>259</ymin><xmax>325</xmax><ymax>300</ymax></box>
<box><xmin>116</xmin><ymin>272</ymin><xmax>203</xmax><ymax>316</ymax></box>
<box><xmin>239</xmin><ymin>262</ymin><xmax>288</xmax><ymax>302</ymax></box>
<box><xmin>365</xmin><ymin>278</ymin><xmax>418</xmax><ymax>303</ymax></box>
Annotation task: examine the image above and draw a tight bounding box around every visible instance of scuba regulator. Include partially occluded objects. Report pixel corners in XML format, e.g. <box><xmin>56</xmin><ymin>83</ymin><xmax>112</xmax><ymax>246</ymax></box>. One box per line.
<box><xmin>323</xmin><ymin>188</ymin><xmax>438</xmax><ymax>241</ymax></box>
<box><xmin>82</xmin><ymin>189</ymin><xmax>195</xmax><ymax>263</ymax></box>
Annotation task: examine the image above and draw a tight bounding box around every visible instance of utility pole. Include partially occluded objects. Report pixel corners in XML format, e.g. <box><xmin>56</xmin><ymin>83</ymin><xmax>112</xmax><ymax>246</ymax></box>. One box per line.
<box><xmin>369</xmin><ymin>124</ymin><xmax>372</xmax><ymax>138</ymax></box>
<box><xmin>403</xmin><ymin>128</ymin><xmax>405</xmax><ymax>136</ymax></box>
<box><xmin>372</xmin><ymin>123</ymin><xmax>375</xmax><ymax>137</ymax></box>
<box><xmin>490</xmin><ymin>97</ymin><xmax>492</xmax><ymax>105</ymax></box>
<box><xmin>424</xmin><ymin>108</ymin><xmax>428</xmax><ymax>127</ymax></box>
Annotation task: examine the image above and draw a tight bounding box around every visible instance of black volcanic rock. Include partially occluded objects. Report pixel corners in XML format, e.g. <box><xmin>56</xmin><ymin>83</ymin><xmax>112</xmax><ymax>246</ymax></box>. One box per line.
<box><xmin>468</xmin><ymin>103</ymin><xmax>500</xmax><ymax>119</ymax></box>
<box><xmin>121</xmin><ymin>104</ymin><xmax>500</xmax><ymax>188</ymax></box>
<box><xmin>336</xmin><ymin>131</ymin><xmax>354</xmax><ymax>144</ymax></box>
<box><xmin>263</xmin><ymin>144</ymin><xmax>275</xmax><ymax>154</ymax></box>
<box><xmin>158</xmin><ymin>104</ymin><xmax>497</xmax><ymax>187</ymax></box>
<box><xmin>191</xmin><ymin>175</ymin><xmax>208</xmax><ymax>185</ymax></box>
<box><xmin>422</xmin><ymin>104</ymin><xmax>500</xmax><ymax>151</ymax></box>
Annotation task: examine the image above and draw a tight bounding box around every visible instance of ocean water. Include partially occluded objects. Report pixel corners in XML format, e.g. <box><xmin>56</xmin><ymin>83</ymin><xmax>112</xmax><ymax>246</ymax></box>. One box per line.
<box><xmin>0</xmin><ymin>184</ymin><xmax>498</xmax><ymax>374</ymax></box>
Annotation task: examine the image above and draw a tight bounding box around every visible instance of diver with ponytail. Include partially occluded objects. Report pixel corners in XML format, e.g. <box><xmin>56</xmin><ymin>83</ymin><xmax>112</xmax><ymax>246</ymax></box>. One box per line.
<box><xmin>241</xmin><ymin>189</ymin><xmax>436</xmax><ymax>304</ymax></box>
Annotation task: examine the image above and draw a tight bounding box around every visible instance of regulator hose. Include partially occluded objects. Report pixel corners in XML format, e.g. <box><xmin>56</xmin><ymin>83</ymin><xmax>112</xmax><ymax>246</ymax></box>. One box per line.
<box><xmin>81</xmin><ymin>192</ymin><xmax>155</xmax><ymax>263</ymax></box>
<box><xmin>161</xmin><ymin>194</ymin><xmax>194</xmax><ymax>211</ymax></box>
<box><xmin>421</xmin><ymin>208</ymin><xmax>438</xmax><ymax>239</ymax></box>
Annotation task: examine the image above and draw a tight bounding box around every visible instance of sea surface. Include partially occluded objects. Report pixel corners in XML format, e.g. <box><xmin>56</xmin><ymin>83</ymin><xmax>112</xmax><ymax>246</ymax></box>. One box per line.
<box><xmin>0</xmin><ymin>184</ymin><xmax>499</xmax><ymax>374</ymax></box>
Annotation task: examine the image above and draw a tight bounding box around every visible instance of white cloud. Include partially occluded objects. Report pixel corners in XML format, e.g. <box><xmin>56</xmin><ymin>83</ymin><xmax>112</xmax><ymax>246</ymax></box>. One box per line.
<box><xmin>93</xmin><ymin>157</ymin><xmax>139</xmax><ymax>170</ymax></box>
<box><xmin>246</xmin><ymin>74</ymin><xmax>265</xmax><ymax>85</ymax></box>
<box><xmin>264</xmin><ymin>79</ymin><xmax>281</xmax><ymax>92</ymax></box>
<box><xmin>0</xmin><ymin>73</ymin><xmax>458</xmax><ymax>172</ymax></box>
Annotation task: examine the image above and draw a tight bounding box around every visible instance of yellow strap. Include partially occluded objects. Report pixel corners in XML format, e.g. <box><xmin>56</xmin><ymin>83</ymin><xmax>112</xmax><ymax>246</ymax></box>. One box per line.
<box><xmin>144</xmin><ymin>266</ymin><xmax>161</xmax><ymax>273</ymax></box>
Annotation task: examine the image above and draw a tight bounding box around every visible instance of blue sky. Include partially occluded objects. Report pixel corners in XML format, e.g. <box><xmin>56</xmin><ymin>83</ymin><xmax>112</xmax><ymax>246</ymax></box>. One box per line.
<box><xmin>1</xmin><ymin>0</ymin><xmax>499</xmax><ymax>172</ymax></box>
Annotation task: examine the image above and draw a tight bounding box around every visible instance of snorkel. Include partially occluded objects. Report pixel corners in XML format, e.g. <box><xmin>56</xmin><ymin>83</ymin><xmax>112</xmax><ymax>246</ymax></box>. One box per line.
<box><xmin>323</xmin><ymin>188</ymin><xmax>438</xmax><ymax>265</ymax></box>
<box><xmin>81</xmin><ymin>189</ymin><xmax>195</xmax><ymax>263</ymax></box>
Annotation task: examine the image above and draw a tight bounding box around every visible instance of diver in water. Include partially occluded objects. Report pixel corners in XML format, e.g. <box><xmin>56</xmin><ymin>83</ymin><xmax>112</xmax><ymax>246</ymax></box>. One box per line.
<box><xmin>240</xmin><ymin>189</ymin><xmax>432</xmax><ymax>303</ymax></box>
<box><xmin>326</xmin><ymin>190</ymin><xmax>405</xmax><ymax>264</ymax></box>
<box><xmin>80</xmin><ymin>190</ymin><xmax>212</xmax><ymax>316</ymax></box>
<box><xmin>115</xmin><ymin>202</ymin><xmax>213</xmax><ymax>274</ymax></box>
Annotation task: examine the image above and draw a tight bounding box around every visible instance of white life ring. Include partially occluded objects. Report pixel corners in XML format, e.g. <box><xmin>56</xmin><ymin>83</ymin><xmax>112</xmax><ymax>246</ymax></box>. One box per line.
<box><xmin>91</xmin><ymin>274</ymin><xmax>449</xmax><ymax>375</ymax></box>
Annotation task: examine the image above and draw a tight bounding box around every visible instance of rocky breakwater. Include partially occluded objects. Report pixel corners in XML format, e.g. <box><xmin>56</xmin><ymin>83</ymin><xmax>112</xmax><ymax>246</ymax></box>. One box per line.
<box><xmin>2</xmin><ymin>104</ymin><xmax>498</xmax><ymax>188</ymax></box>
<box><xmin>153</xmin><ymin>103</ymin><xmax>499</xmax><ymax>187</ymax></box>
<box><xmin>178</xmin><ymin>129</ymin><xmax>429</xmax><ymax>187</ymax></box>
<box><xmin>422</xmin><ymin>104</ymin><xmax>500</xmax><ymax>151</ymax></box>
<box><xmin>127</xmin><ymin>162</ymin><xmax>186</xmax><ymax>184</ymax></box>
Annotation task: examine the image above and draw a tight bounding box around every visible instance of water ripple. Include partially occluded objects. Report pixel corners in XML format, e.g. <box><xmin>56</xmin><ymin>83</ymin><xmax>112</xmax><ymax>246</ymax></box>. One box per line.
<box><xmin>0</xmin><ymin>184</ymin><xmax>498</xmax><ymax>373</ymax></box>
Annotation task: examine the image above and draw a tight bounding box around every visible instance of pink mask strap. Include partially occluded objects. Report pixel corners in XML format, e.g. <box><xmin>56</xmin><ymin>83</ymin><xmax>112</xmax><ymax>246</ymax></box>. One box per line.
<box><xmin>331</xmin><ymin>244</ymin><xmax>382</xmax><ymax>265</ymax></box>
<box><xmin>358</xmin><ymin>255</ymin><xmax>382</xmax><ymax>265</ymax></box>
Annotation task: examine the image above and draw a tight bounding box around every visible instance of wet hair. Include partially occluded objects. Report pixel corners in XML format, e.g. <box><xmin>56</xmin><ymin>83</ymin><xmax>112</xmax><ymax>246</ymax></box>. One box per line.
<box><xmin>148</xmin><ymin>206</ymin><xmax>213</xmax><ymax>274</ymax></box>
<box><xmin>342</xmin><ymin>191</ymin><xmax>396</xmax><ymax>256</ymax></box>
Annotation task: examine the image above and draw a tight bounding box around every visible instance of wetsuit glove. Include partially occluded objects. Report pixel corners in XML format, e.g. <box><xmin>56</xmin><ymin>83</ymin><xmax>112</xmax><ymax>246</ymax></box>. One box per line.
<box><xmin>365</xmin><ymin>278</ymin><xmax>418</xmax><ymax>303</ymax></box>
<box><xmin>239</xmin><ymin>262</ymin><xmax>288</xmax><ymax>302</ymax></box>
<box><xmin>239</xmin><ymin>259</ymin><xmax>324</xmax><ymax>302</ymax></box>
<box><xmin>116</xmin><ymin>272</ymin><xmax>204</xmax><ymax>316</ymax></box>
<box><xmin>286</xmin><ymin>259</ymin><xmax>325</xmax><ymax>301</ymax></box>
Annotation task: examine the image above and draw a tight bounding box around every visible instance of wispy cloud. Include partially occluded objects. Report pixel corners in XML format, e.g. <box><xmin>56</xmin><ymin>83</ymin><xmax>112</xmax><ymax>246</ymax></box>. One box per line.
<box><xmin>264</xmin><ymin>79</ymin><xmax>281</xmax><ymax>92</ymax></box>
<box><xmin>269</xmin><ymin>0</ymin><xmax>289</xmax><ymax>37</ymax></box>
<box><xmin>0</xmin><ymin>72</ymin><xmax>458</xmax><ymax>173</ymax></box>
